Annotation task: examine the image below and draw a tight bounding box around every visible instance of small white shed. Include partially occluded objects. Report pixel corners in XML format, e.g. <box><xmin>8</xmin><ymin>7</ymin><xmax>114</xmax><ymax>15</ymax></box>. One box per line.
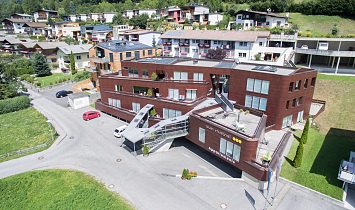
<box><xmin>68</xmin><ymin>92</ymin><xmax>90</xmax><ymax>109</ymax></box>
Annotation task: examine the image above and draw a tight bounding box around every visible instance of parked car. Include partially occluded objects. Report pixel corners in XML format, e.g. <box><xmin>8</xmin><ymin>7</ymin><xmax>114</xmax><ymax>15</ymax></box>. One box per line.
<box><xmin>114</xmin><ymin>125</ymin><xmax>128</xmax><ymax>138</ymax></box>
<box><xmin>56</xmin><ymin>90</ymin><xmax>73</xmax><ymax>98</ymax></box>
<box><xmin>83</xmin><ymin>110</ymin><xmax>100</xmax><ymax>121</ymax></box>
<box><xmin>301</xmin><ymin>45</ymin><xmax>308</xmax><ymax>49</ymax></box>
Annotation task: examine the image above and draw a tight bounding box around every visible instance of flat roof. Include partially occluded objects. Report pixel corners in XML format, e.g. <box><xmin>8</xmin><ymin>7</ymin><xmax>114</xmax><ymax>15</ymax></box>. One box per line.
<box><xmin>199</xmin><ymin>107</ymin><xmax>262</xmax><ymax>136</ymax></box>
<box><xmin>130</xmin><ymin>57</ymin><xmax>313</xmax><ymax>76</ymax></box>
<box><xmin>96</xmin><ymin>40</ymin><xmax>154</xmax><ymax>52</ymax></box>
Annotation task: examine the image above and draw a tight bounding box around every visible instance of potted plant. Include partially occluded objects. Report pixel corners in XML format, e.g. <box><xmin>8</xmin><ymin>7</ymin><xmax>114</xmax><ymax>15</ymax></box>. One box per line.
<box><xmin>181</xmin><ymin>168</ymin><xmax>189</xmax><ymax>180</ymax></box>
<box><xmin>262</xmin><ymin>151</ymin><xmax>271</xmax><ymax>166</ymax></box>
<box><xmin>151</xmin><ymin>72</ymin><xmax>158</xmax><ymax>81</ymax></box>
<box><xmin>143</xmin><ymin>145</ymin><xmax>149</xmax><ymax>156</ymax></box>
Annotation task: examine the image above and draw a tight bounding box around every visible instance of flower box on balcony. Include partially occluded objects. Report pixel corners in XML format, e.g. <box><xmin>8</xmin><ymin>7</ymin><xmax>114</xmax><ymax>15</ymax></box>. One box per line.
<box><xmin>166</xmin><ymin>42</ymin><xmax>172</xmax><ymax>45</ymax></box>
<box><xmin>184</xmin><ymin>43</ymin><xmax>189</xmax><ymax>47</ymax></box>
<box><xmin>180</xmin><ymin>52</ymin><xmax>188</xmax><ymax>55</ymax></box>
<box><xmin>164</xmin><ymin>50</ymin><xmax>170</xmax><ymax>53</ymax></box>
<box><xmin>179</xmin><ymin>42</ymin><xmax>185</xmax><ymax>46</ymax></box>
<box><xmin>162</xmin><ymin>42</ymin><xmax>167</xmax><ymax>45</ymax></box>
<box><xmin>198</xmin><ymin>44</ymin><xmax>204</xmax><ymax>48</ymax></box>
<box><xmin>200</xmin><ymin>54</ymin><xmax>206</xmax><ymax>57</ymax></box>
<box><xmin>204</xmin><ymin>44</ymin><xmax>210</xmax><ymax>48</ymax></box>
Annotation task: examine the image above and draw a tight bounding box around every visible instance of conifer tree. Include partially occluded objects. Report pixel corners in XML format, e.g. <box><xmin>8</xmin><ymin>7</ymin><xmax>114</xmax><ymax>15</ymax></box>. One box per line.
<box><xmin>32</xmin><ymin>51</ymin><xmax>51</xmax><ymax>76</ymax></box>
<box><xmin>300</xmin><ymin>117</ymin><xmax>310</xmax><ymax>144</ymax></box>
<box><xmin>293</xmin><ymin>141</ymin><xmax>303</xmax><ymax>168</ymax></box>
<box><xmin>70</xmin><ymin>51</ymin><xmax>77</xmax><ymax>75</ymax></box>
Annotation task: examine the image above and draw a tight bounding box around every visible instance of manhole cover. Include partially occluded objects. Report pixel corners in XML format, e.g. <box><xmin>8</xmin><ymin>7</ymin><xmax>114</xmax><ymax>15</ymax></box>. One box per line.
<box><xmin>69</xmin><ymin>136</ymin><xmax>74</xmax><ymax>139</ymax></box>
<box><xmin>116</xmin><ymin>158</ymin><xmax>122</xmax><ymax>162</ymax></box>
<box><xmin>220</xmin><ymin>203</ymin><xmax>227</xmax><ymax>209</ymax></box>
<box><xmin>38</xmin><ymin>156</ymin><xmax>44</xmax><ymax>160</ymax></box>
<box><xmin>108</xmin><ymin>184</ymin><xmax>114</xmax><ymax>189</ymax></box>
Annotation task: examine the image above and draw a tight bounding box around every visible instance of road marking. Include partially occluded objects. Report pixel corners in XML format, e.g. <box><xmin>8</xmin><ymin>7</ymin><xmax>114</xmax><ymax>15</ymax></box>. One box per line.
<box><xmin>182</xmin><ymin>153</ymin><xmax>191</xmax><ymax>158</ymax></box>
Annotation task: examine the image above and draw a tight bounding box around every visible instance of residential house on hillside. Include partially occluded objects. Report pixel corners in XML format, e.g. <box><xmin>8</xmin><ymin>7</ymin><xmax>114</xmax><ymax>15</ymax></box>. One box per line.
<box><xmin>235</xmin><ymin>10</ymin><xmax>288</xmax><ymax>30</ymax></box>
<box><xmin>17</xmin><ymin>41</ymin><xmax>38</xmax><ymax>57</ymax></box>
<box><xmin>103</xmin><ymin>12</ymin><xmax>118</xmax><ymax>23</ymax></box>
<box><xmin>112</xmin><ymin>25</ymin><xmax>132</xmax><ymax>40</ymax></box>
<box><xmin>160</xmin><ymin>30</ymin><xmax>292</xmax><ymax>66</ymax></box>
<box><xmin>114</xmin><ymin>29</ymin><xmax>161</xmax><ymax>47</ymax></box>
<box><xmin>54</xmin><ymin>22</ymin><xmax>81</xmax><ymax>40</ymax></box>
<box><xmin>88</xmin><ymin>40</ymin><xmax>155</xmax><ymax>77</ymax></box>
<box><xmin>1</xmin><ymin>37</ymin><xmax>36</xmax><ymax>54</ymax></box>
<box><xmin>1</xmin><ymin>18</ymin><xmax>30</xmax><ymax>34</ymax></box>
<box><xmin>80</xmin><ymin>25</ymin><xmax>112</xmax><ymax>44</ymax></box>
<box><xmin>33</xmin><ymin>42</ymin><xmax>69</xmax><ymax>63</ymax></box>
<box><xmin>57</xmin><ymin>44</ymin><xmax>92</xmax><ymax>71</ymax></box>
<box><xmin>33</xmin><ymin>9</ymin><xmax>58</xmax><ymax>22</ymax></box>
<box><xmin>122</xmin><ymin>9</ymin><xmax>157</xmax><ymax>19</ymax></box>
<box><xmin>10</xmin><ymin>13</ymin><xmax>32</xmax><ymax>20</ymax></box>
<box><xmin>23</xmin><ymin>22</ymin><xmax>47</xmax><ymax>36</ymax></box>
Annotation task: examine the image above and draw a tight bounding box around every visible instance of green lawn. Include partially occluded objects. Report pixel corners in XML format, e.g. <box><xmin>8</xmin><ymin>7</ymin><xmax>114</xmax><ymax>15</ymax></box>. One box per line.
<box><xmin>288</xmin><ymin>13</ymin><xmax>355</xmax><ymax>37</ymax></box>
<box><xmin>281</xmin><ymin>74</ymin><xmax>355</xmax><ymax>200</ymax></box>
<box><xmin>0</xmin><ymin>170</ymin><xmax>135</xmax><ymax>210</ymax></box>
<box><xmin>281</xmin><ymin>128</ymin><xmax>355</xmax><ymax>200</ymax></box>
<box><xmin>0</xmin><ymin>107</ymin><xmax>53</xmax><ymax>154</ymax></box>
<box><xmin>36</xmin><ymin>73</ymin><xmax>71</xmax><ymax>87</ymax></box>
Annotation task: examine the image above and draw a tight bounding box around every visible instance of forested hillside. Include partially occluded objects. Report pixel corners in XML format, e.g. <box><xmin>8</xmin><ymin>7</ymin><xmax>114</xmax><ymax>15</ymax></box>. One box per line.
<box><xmin>0</xmin><ymin>0</ymin><xmax>354</xmax><ymax>22</ymax></box>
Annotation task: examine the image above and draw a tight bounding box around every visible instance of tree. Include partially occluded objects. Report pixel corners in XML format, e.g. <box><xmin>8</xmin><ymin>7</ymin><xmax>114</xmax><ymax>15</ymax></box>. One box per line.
<box><xmin>47</xmin><ymin>16</ymin><xmax>54</xmax><ymax>27</ymax></box>
<box><xmin>70</xmin><ymin>51</ymin><xmax>77</xmax><ymax>75</ymax></box>
<box><xmin>206</xmin><ymin>48</ymin><xmax>226</xmax><ymax>60</ymax></box>
<box><xmin>32</xmin><ymin>51</ymin><xmax>51</xmax><ymax>77</ymax></box>
<box><xmin>0</xmin><ymin>63</ymin><xmax>22</xmax><ymax>99</ymax></box>
<box><xmin>112</xmin><ymin>14</ymin><xmax>125</xmax><ymax>25</ymax></box>
<box><xmin>21</xmin><ymin>0</ymin><xmax>41</xmax><ymax>14</ymax></box>
<box><xmin>70</xmin><ymin>1</ymin><xmax>75</xmax><ymax>15</ymax></box>
<box><xmin>129</xmin><ymin>13</ymin><xmax>149</xmax><ymax>29</ymax></box>
<box><xmin>293</xmin><ymin>140</ymin><xmax>303</xmax><ymax>168</ymax></box>
<box><xmin>300</xmin><ymin>117</ymin><xmax>310</xmax><ymax>144</ymax></box>
<box><xmin>64</xmin><ymin>35</ymin><xmax>76</xmax><ymax>45</ymax></box>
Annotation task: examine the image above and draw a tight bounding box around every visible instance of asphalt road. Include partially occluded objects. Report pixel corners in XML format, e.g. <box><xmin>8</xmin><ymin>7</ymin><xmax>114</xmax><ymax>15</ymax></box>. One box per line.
<box><xmin>0</xmin><ymin>84</ymin><xmax>348</xmax><ymax>210</ymax></box>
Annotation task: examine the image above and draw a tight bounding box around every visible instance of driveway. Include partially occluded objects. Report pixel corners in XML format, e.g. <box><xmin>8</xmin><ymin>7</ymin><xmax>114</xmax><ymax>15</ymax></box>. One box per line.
<box><xmin>0</xmin><ymin>85</ymin><xmax>348</xmax><ymax>210</ymax></box>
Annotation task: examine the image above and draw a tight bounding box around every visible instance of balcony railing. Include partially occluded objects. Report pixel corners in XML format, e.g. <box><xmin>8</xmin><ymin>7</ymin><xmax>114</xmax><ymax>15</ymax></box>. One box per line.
<box><xmin>91</xmin><ymin>57</ymin><xmax>109</xmax><ymax>63</ymax></box>
<box><xmin>198</xmin><ymin>43</ymin><xmax>210</xmax><ymax>48</ymax></box>
<box><xmin>295</xmin><ymin>48</ymin><xmax>355</xmax><ymax>57</ymax></box>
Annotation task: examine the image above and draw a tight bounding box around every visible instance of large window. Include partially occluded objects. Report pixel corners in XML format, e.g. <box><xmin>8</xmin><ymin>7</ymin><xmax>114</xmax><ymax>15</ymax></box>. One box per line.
<box><xmin>219</xmin><ymin>138</ymin><xmax>241</xmax><ymax>162</ymax></box>
<box><xmin>76</xmin><ymin>55</ymin><xmax>81</xmax><ymax>60</ymax></box>
<box><xmin>199</xmin><ymin>127</ymin><xmax>205</xmax><ymax>143</ymax></box>
<box><xmin>132</xmin><ymin>102</ymin><xmax>140</xmax><ymax>113</ymax></box>
<box><xmin>115</xmin><ymin>85</ymin><xmax>122</xmax><ymax>92</ymax></box>
<box><xmin>126</xmin><ymin>52</ymin><xmax>132</xmax><ymax>57</ymax></box>
<box><xmin>163</xmin><ymin>108</ymin><xmax>182</xmax><ymax>119</ymax></box>
<box><xmin>239</xmin><ymin>42</ymin><xmax>247</xmax><ymax>46</ymax></box>
<box><xmin>246</xmin><ymin>78</ymin><xmax>269</xmax><ymax>94</ymax></box>
<box><xmin>174</xmin><ymin>71</ymin><xmax>188</xmax><ymax>80</ymax></box>
<box><xmin>128</xmin><ymin>68</ymin><xmax>138</xmax><ymax>77</ymax></box>
<box><xmin>311</xmin><ymin>77</ymin><xmax>316</xmax><ymax>86</ymax></box>
<box><xmin>245</xmin><ymin>95</ymin><xmax>268</xmax><ymax>111</ymax></box>
<box><xmin>148</xmin><ymin>50</ymin><xmax>153</xmax><ymax>55</ymax></box>
<box><xmin>193</xmin><ymin>73</ymin><xmax>203</xmax><ymax>81</ymax></box>
<box><xmin>108</xmin><ymin>98</ymin><xmax>121</xmax><ymax>108</ymax></box>
<box><xmin>109</xmin><ymin>53</ymin><xmax>113</xmax><ymax>62</ymax></box>
<box><xmin>186</xmin><ymin>89</ymin><xmax>197</xmax><ymax>100</ymax></box>
<box><xmin>142</xmin><ymin>69</ymin><xmax>149</xmax><ymax>78</ymax></box>
<box><xmin>168</xmin><ymin>89</ymin><xmax>179</xmax><ymax>100</ymax></box>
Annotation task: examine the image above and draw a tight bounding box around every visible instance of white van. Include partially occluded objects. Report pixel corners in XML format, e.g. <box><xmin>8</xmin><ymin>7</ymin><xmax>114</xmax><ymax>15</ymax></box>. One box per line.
<box><xmin>318</xmin><ymin>42</ymin><xmax>329</xmax><ymax>50</ymax></box>
<box><xmin>114</xmin><ymin>125</ymin><xmax>127</xmax><ymax>138</ymax></box>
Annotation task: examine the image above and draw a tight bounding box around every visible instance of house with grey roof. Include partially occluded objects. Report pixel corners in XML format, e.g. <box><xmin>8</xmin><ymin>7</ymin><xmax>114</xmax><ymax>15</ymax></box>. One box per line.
<box><xmin>235</xmin><ymin>10</ymin><xmax>289</xmax><ymax>30</ymax></box>
<box><xmin>33</xmin><ymin>41</ymin><xmax>69</xmax><ymax>62</ymax></box>
<box><xmin>10</xmin><ymin>13</ymin><xmax>32</xmax><ymax>20</ymax></box>
<box><xmin>23</xmin><ymin>22</ymin><xmax>48</xmax><ymax>36</ymax></box>
<box><xmin>1</xmin><ymin>18</ymin><xmax>30</xmax><ymax>34</ymax></box>
<box><xmin>80</xmin><ymin>25</ymin><xmax>112</xmax><ymax>44</ymax></box>
<box><xmin>57</xmin><ymin>44</ymin><xmax>92</xmax><ymax>71</ymax></box>
<box><xmin>1</xmin><ymin>37</ymin><xmax>36</xmax><ymax>55</ymax></box>
<box><xmin>88</xmin><ymin>40</ymin><xmax>155</xmax><ymax>83</ymax></box>
<box><xmin>33</xmin><ymin>9</ymin><xmax>58</xmax><ymax>22</ymax></box>
<box><xmin>113</xmin><ymin>29</ymin><xmax>161</xmax><ymax>47</ymax></box>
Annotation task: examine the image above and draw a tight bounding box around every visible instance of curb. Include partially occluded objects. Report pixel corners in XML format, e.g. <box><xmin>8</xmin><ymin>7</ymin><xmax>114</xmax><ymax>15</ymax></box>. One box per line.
<box><xmin>175</xmin><ymin>174</ymin><xmax>244</xmax><ymax>181</ymax></box>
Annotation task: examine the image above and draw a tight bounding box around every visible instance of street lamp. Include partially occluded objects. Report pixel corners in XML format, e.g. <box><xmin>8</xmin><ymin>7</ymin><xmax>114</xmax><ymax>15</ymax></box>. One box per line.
<box><xmin>46</xmin><ymin>119</ymin><xmax>53</xmax><ymax>142</ymax></box>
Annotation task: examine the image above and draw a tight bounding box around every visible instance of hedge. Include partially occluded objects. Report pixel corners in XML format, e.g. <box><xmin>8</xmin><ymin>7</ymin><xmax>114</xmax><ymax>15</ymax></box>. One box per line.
<box><xmin>0</xmin><ymin>96</ymin><xmax>31</xmax><ymax>114</ymax></box>
<box><xmin>16</xmin><ymin>67</ymin><xmax>34</xmax><ymax>76</ymax></box>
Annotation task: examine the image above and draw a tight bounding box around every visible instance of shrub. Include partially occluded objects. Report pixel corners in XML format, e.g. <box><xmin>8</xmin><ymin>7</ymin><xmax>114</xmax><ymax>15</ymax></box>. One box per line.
<box><xmin>306</xmin><ymin>31</ymin><xmax>312</xmax><ymax>37</ymax></box>
<box><xmin>73</xmin><ymin>71</ymin><xmax>91</xmax><ymax>82</ymax></box>
<box><xmin>20</xmin><ymin>74</ymin><xmax>30</xmax><ymax>81</ymax></box>
<box><xmin>149</xmin><ymin>108</ymin><xmax>156</xmax><ymax>117</ymax></box>
<box><xmin>151</xmin><ymin>72</ymin><xmax>157</xmax><ymax>80</ymax></box>
<box><xmin>49</xmin><ymin>82</ymin><xmax>53</xmax><ymax>86</ymax></box>
<box><xmin>293</xmin><ymin>141</ymin><xmax>303</xmax><ymax>168</ymax></box>
<box><xmin>143</xmin><ymin>145</ymin><xmax>149</xmax><ymax>156</ymax></box>
<box><xmin>16</xmin><ymin>67</ymin><xmax>34</xmax><ymax>76</ymax></box>
<box><xmin>51</xmin><ymin>63</ymin><xmax>59</xmax><ymax>69</ymax></box>
<box><xmin>36</xmin><ymin>82</ymin><xmax>41</xmax><ymax>87</ymax></box>
<box><xmin>182</xmin><ymin>168</ymin><xmax>189</xmax><ymax>179</ymax></box>
<box><xmin>26</xmin><ymin>76</ymin><xmax>34</xmax><ymax>83</ymax></box>
<box><xmin>255</xmin><ymin>53</ymin><xmax>261</xmax><ymax>61</ymax></box>
<box><xmin>0</xmin><ymin>96</ymin><xmax>31</xmax><ymax>114</ymax></box>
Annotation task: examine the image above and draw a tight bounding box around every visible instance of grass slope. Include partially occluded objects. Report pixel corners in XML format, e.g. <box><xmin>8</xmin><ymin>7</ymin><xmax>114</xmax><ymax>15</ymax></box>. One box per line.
<box><xmin>36</xmin><ymin>73</ymin><xmax>71</xmax><ymax>87</ymax></box>
<box><xmin>281</xmin><ymin>74</ymin><xmax>355</xmax><ymax>200</ymax></box>
<box><xmin>288</xmin><ymin>13</ymin><xmax>355</xmax><ymax>37</ymax></box>
<box><xmin>0</xmin><ymin>170</ymin><xmax>134</xmax><ymax>210</ymax></box>
<box><xmin>0</xmin><ymin>107</ymin><xmax>52</xmax><ymax>154</ymax></box>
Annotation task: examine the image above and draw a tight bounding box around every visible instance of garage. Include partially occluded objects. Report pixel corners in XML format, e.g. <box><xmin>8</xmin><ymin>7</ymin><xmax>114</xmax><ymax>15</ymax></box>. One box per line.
<box><xmin>68</xmin><ymin>92</ymin><xmax>90</xmax><ymax>109</ymax></box>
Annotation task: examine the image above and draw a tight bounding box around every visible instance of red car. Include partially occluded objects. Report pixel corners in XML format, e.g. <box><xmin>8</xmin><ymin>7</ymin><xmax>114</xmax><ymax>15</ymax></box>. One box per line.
<box><xmin>83</xmin><ymin>110</ymin><xmax>100</xmax><ymax>121</ymax></box>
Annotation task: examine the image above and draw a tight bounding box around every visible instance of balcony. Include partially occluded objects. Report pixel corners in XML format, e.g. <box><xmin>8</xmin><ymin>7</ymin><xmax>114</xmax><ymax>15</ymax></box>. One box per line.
<box><xmin>162</xmin><ymin>41</ymin><xmax>172</xmax><ymax>46</ymax></box>
<box><xmin>179</xmin><ymin>42</ymin><xmax>189</xmax><ymax>47</ymax></box>
<box><xmin>295</xmin><ymin>48</ymin><xmax>355</xmax><ymax>57</ymax></box>
<box><xmin>198</xmin><ymin>43</ymin><xmax>210</xmax><ymax>48</ymax></box>
<box><xmin>91</xmin><ymin>57</ymin><xmax>109</xmax><ymax>63</ymax></box>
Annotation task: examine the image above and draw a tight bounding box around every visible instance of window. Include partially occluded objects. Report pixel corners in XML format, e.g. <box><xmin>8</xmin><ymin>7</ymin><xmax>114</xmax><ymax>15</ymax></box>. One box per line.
<box><xmin>261</xmin><ymin>81</ymin><xmax>270</xmax><ymax>94</ymax></box>
<box><xmin>142</xmin><ymin>69</ymin><xmax>149</xmax><ymax>78</ymax></box>
<box><xmin>220</xmin><ymin>138</ymin><xmax>227</xmax><ymax>154</ymax></box>
<box><xmin>297</xmin><ymin>97</ymin><xmax>303</xmax><ymax>106</ymax></box>
<box><xmin>173</xmin><ymin>71</ymin><xmax>188</xmax><ymax>80</ymax></box>
<box><xmin>246</xmin><ymin>78</ymin><xmax>254</xmax><ymax>91</ymax></box>
<box><xmin>148</xmin><ymin>50</ymin><xmax>152</xmax><ymax>55</ymax></box>
<box><xmin>253</xmin><ymin>79</ymin><xmax>262</xmax><ymax>93</ymax></box>
<box><xmin>87</xmin><ymin>54</ymin><xmax>89</xmax><ymax>58</ymax></box>
<box><xmin>238</xmin><ymin>53</ymin><xmax>247</xmax><ymax>57</ymax></box>
<box><xmin>186</xmin><ymin>89</ymin><xmax>197</xmax><ymax>100</ymax></box>
<box><xmin>132</xmin><ymin>102</ymin><xmax>140</xmax><ymax>112</ymax></box>
<box><xmin>213</xmin><ymin>40</ymin><xmax>221</xmax><ymax>45</ymax></box>
<box><xmin>295</xmin><ymin>80</ymin><xmax>301</xmax><ymax>90</ymax></box>
<box><xmin>108</xmin><ymin>98</ymin><xmax>113</xmax><ymax>105</ymax></box>
<box><xmin>168</xmin><ymin>89</ymin><xmax>179</xmax><ymax>100</ymax></box>
<box><xmin>128</xmin><ymin>68</ymin><xmax>138</xmax><ymax>77</ymax></box>
<box><xmin>143</xmin><ymin>50</ymin><xmax>145</xmax><ymax>56</ymax></box>
<box><xmin>233</xmin><ymin>144</ymin><xmax>241</xmax><ymax>162</ymax></box>
<box><xmin>252</xmin><ymin>96</ymin><xmax>260</xmax><ymax>109</ymax></box>
<box><xmin>76</xmin><ymin>55</ymin><xmax>81</xmax><ymax>60</ymax></box>
<box><xmin>193</xmin><ymin>73</ymin><xmax>203</xmax><ymax>81</ymax></box>
<box><xmin>286</xmin><ymin>100</ymin><xmax>290</xmax><ymax>109</ymax></box>
<box><xmin>259</xmin><ymin>42</ymin><xmax>263</xmax><ymax>46</ymax></box>
<box><xmin>109</xmin><ymin>53</ymin><xmax>113</xmax><ymax>62</ymax></box>
<box><xmin>289</xmin><ymin>82</ymin><xmax>294</xmax><ymax>92</ymax></box>
<box><xmin>239</xmin><ymin>42</ymin><xmax>247</xmax><ymax>47</ymax></box>
<box><xmin>115</xmin><ymin>85</ymin><xmax>122</xmax><ymax>92</ymax></box>
<box><xmin>115</xmin><ymin>99</ymin><xmax>121</xmax><ymax>107</ymax></box>
<box><xmin>304</xmin><ymin>79</ymin><xmax>308</xmax><ymax>88</ymax></box>
<box><xmin>292</xmin><ymin>98</ymin><xmax>296</xmax><ymax>107</ymax></box>
<box><xmin>266</xmin><ymin>21</ymin><xmax>270</xmax><ymax>26</ymax></box>
<box><xmin>163</xmin><ymin>108</ymin><xmax>182</xmax><ymax>119</ymax></box>
<box><xmin>226</xmin><ymin>141</ymin><xmax>234</xmax><ymax>158</ymax></box>
<box><xmin>259</xmin><ymin>98</ymin><xmax>267</xmax><ymax>111</ymax></box>
<box><xmin>311</xmin><ymin>77</ymin><xmax>316</xmax><ymax>86</ymax></box>
<box><xmin>245</xmin><ymin>95</ymin><xmax>252</xmax><ymax>107</ymax></box>
<box><xmin>237</xmin><ymin>15</ymin><xmax>242</xmax><ymax>20</ymax></box>
<box><xmin>199</xmin><ymin>127</ymin><xmax>205</xmax><ymax>143</ymax></box>
<box><xmin>126</xmin><ymin>52</ymin><xmax>131</xmax><ymax>57</ymax></box>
